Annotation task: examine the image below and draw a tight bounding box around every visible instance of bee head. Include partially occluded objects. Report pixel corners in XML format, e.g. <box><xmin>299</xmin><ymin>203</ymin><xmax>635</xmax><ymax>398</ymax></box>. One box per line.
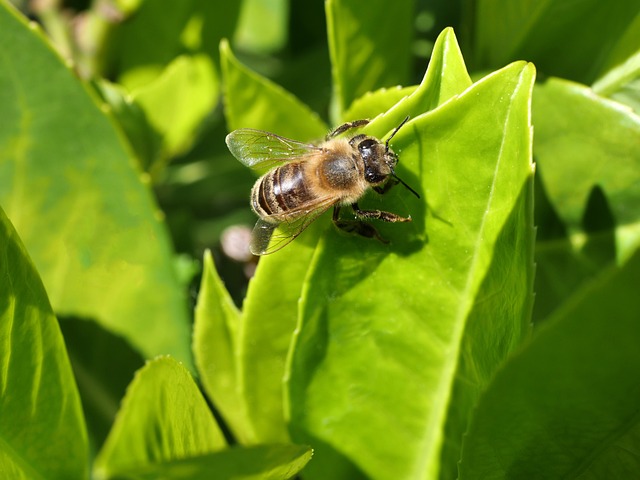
<box><xmin>353</xmin><ymin>116</ymin><xmax>419</xmax><ymax>198</ymax></box>
<box><xmin>357</xmin><ymin>138</ymin><xmax>393</xmax><ymax>184</ymax></box>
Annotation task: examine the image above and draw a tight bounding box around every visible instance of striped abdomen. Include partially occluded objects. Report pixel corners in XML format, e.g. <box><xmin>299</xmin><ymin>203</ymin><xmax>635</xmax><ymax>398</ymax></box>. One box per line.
<box><xmin>251</xmin><ymin>162</ymin><xmax>316</xmax><ymax>220</ymax></box>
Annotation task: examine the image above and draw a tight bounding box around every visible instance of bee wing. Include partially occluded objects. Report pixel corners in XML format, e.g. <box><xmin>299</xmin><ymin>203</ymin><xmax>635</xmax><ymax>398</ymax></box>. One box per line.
<box><xmin>226</xmin><ymin>129</ymin><xmax>324</xmax><ymax>170</ymax></box>
<box><xmin>250</xmin><ymin>197</ymin><xmax>336</xmax><ymax>255</ymax></box>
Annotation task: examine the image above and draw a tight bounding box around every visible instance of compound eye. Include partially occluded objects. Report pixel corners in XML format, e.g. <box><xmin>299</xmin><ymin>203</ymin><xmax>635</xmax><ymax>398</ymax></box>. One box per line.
<box><xmin>358</xmin><ymin>139</ymin><xmax>377</xmax><ymax>157</ymax></box>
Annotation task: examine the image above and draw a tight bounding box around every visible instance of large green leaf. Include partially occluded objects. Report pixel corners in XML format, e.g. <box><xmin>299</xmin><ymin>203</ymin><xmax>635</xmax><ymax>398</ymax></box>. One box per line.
<box><xmin>343</xmin><ymin>86</ymin><xmax>418</xmax><ymax>122</ymax></box>
<box><xmin>217</xmin><ymin>27</ymin><xmax>471</xmax><ymax>448</ymax></box>
<box><xmin>104</xmin><ymin>0</ymin><xmax>240</xmax><ymax>89</ymax></box>
<box><xmin>360</xmin><ymin>27</ymin><xmax>472</xmax><ymax>140</ymax></box>
<box><xmin>104</xmin><ymin>444</ymin><xmax>313</xmax><ymax>480</ymax></box>
<box><xmin>533</xmin><ymin>77</ymin><xmax>640</xmax><ymax>263</ymax></box>
<box><xmin>131</xmin><ymin>53</ymin><xmax>219</xmax><ymax>175</ymax></box>
<box><xmin>0</xmin><ymin>205</ymin><xmax>88</xmax><ymax>479</ymax></box>
<box><xmin>193</xmin><ymin>250</ymin><xmax>251</xmax><ymax>442</ymax></box>
<box><xmin>287</xmin><ymin>61</ymin><xmax>535</xmax><ymax>480</ymax></box>
<box><xmin>471</xmin><ymin>0</ymin><xmax>640</xmax><ymax>83</ymax></box>
<box><xmin>459</xmin><ymin>247</ymin><xmax>640</xmax><ymax>479</ymax></box>
<box><xmin>220</xmin><ymin>39</ymin><xmax>327</xmax><ymax>140</ymax></box>
<box><xmin>326</xmin><ymin>0</ymin><xmax>415</xmax><ymax>119</ymax></box>
<box><xmin>0</xmin><ymin>3</ymin><xmax>192</xmax><ymax>366</ymax></box>
<box><xmin>93</xmin><ymin>356</ymin><xmax>227</xmax><ymax>478</ymax></box>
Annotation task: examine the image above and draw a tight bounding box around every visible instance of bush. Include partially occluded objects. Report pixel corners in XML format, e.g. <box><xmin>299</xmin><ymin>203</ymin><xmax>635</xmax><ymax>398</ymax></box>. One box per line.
<box><xmin>1</xmin><ymin>0</ymin><xmax>639</xmax><ymax>478</ymax></box>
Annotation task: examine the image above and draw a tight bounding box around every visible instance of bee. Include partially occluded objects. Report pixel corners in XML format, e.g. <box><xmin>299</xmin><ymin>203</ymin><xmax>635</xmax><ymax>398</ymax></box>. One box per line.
<box><xmin>226</xmin><ymin>117</ymin><xmax>419</xmax><ymax>255</ymax></box>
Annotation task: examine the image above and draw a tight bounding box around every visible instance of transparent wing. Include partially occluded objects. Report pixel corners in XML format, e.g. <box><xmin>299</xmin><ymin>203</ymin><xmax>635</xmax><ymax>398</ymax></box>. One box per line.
<box><xmin>226</xmin><ymin>129</ymin><xmax>324</xmax><ymax>169</ymax></box>
<box><xmin>250</xmin><ymin>197</ymin><xmax>336</xmax><ymax>255</ymax></box>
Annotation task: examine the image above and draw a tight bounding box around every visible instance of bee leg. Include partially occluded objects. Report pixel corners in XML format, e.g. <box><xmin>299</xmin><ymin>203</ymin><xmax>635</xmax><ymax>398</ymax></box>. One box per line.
<box><xmin>326</xmin><ymin>119</ymin><xmax>370</xmax><ymax>140</ymax></box>
<box><xmin>332</xmin><ymin>205</ymin><xmax>389</xmax><ymax>244</ymax></box>
<box><xmin>350</xmin><ymin>202</ymin><xmax>412</xmax><ymax>223</ymax></box>
<box><xmin>333</xmin><ymin>206</ymin><xmax>389</xmax><ymax>244</ymax></box>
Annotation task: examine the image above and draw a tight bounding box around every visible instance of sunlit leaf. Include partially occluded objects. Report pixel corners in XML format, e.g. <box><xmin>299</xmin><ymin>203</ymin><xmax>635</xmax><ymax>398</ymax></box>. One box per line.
<box><xmin>0</xmin><ymin>3</ymin><xmax>192</xmax><ymax>367</ymax></box>
<box><xmin>0</xmin><ymin>4</ymin><xmax>190</xmax><ymax>362</ymax></box>
<box><xmin>132</xmin><ymin>54</ymin><xmax>219</xmax><ymax>175</ymax></box>
<box><xmin>361</xmin><ymin>27</ymin><xmax>472</xmax><ymax>140</ymax></box>
<box><xmin>193</xmin><ymin>250</ymin><xmax>252</xmax><ymax>442</ymax></box>
<box><xmin>0</xmin><ymin>205</ymin><xmax>88</xmax><ymax>479</ymax></box>
<box><xmin>459</xmin><ymin>247</ymin><xmax>640</xmax><ymax>479</ymax></box>
<box><xmin>326</xmin><ymin>0</ymin><xmax>415</xmax><ymax>119</ymax></box>
<box><xmin>105</xmin><ymin>0</ymin><xmax>240</xmax><ymax>89</ymax></box>
<box><xmin>471</xmin><ymin>0</ymin><xmax>640</xmax><ymax>83</ymax></box>
<box><xmin>343</xmin><ymin>86</ymin><xmax>417</xmax><ymax>122</ymax></box>
<box><xmin>108</xmin><ymin>444</ymin><xmax>313</xmax><ymax>480</ymax></box>
<box><xmin>94</xmin><ymin>357</ymin><xmax>226</xmax><ymax>478</ymax></box>
<box><xmin>592</xmin><ymin>50</ymin><xmax>640</xmax><ymax>115</ymax></box>
<box><xmin>533</xmin><ymin>77</ymin><xmax>640</xmax><ymax>263</ymax></box>
<box><xmin>220</xmin><ymin>39</ymin><xmax>327</xmax><ymax>139</ymax></box>
<box><xmin>288</xmin><ymin>61</ymin><xmax>535</xmax><ymax>480</ymax></box>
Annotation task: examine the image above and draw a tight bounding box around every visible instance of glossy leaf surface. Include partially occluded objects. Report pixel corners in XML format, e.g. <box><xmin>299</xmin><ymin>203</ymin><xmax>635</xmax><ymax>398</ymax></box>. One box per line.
<box><xmin>94</xmin><ymin>357</ymin><xmax>226</xmax><ymax>478</ymax></box>
<box><xmin>326</xmin><ymin>0</ymin><xmax>415</xmax><ymax>118</ymax></box>
<box><xmin>459</xmin><ymin>248</ymin><xmax>640</xmax><ymax>479</ymax></box>
<box><xmin>288</xmin><ymin>59</ymin><xmax>535</xmax><ymax>480</ymax></box>
<box><xmin>0</xmin><ymin>206</ymin><xmax>88</xmax><ymax>479</ymax></box>
<box><xmin>0</xmin><ymin>3</ymin><xmax>192</xmax><ymax>366</ymax></box>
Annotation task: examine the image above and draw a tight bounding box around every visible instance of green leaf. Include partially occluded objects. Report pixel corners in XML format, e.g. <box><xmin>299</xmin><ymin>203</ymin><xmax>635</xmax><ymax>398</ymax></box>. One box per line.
<box><xmin>94</xmin><ymin>356</ymin><xmax>227</xmax><ymax>478</ymax></box>
<box><xmin>131</xmin><ymin>53</ymin><xmax>219</xmax><ymax>175</ymax></box>
<box><xmin>459</xmin><ymin>247</ymin><xmax>640</xmax><ymax>479</ymax></box>
<box><xmin>105</xmin><ymin>0</ymin><xmax>240</xmax><ymax>89</ymax></box>
<box><xmin>343</xmin><ymin>86</ymin><xmax>418</xmax><ymax>122</ymax></box>
<box><xmin>193</xmin><ymin>250</ymin><xmax>251</xmax><ymax>442</ymax></box>
<box><xmin>533</xmin><ymin>77</ymin><xmax>640</xmax><ymax>262</ymax></box>
<box><xmin>238</xmin><ymin>221</ymin><xmax>324</xmax><ymax>443</ymax></box>
<box><xmin>593</xmin><ymin>13</ymin><xmax>640</xmax><ymax>80</ymax></box>
<box><xmin>0</xmin><ymin>205</ymin><xmax>88</xmax><ymax>479</ymax></box>
<box><xmin>471</xmin><ymin>0</ymin><xmax>640</xmax><ymax>83</ymax></box>
<box><xmin>287</xmin><ymin>61</ymin><xmax>535</xmax><ymax>480</ymax></box>
<box><xmin>94</xmin><ymin>80</ymin><xmax>162</xmax><ymax>173</ymax></box>
<box><xmin>195</xmin><ymin>231</ymin><xmax>324</xmax><ymax>447</ymax></box>
<box><xmin>108</xmin><ymin>1</ymin><xmax>195</xmax><ymax>88</ymax></box>
<box><xmin>234</xmin><ymin>0</ymin><xmax>289</xmax><ymax>54</ymax></box>
<box><xmin>326</xmin><ymin>0</ymin><xmax>415</xmax><ymax>119</ymax></box>
<box><xmin>592</xmin><ymin>49</ymin><xmax>640</xmax><ymax>116</ymax></box>
<box><xmin>360</xmin><ymin>27</ymin><xmax>472</xmax><ymax>140</ymax></box>
<box><xmin>220</xmin><ymin>39</ymin><xmax>327</xmax><ymax>139</ymax></box>
<box><xmin>0</xmin><ymin>3</ymin><xmax>192</xmax><ymax>367</ymax></box>
<box><xmin>107</xmin><ymin>444</ymin><xmax>313</xmax><ymax>480</ymax></box>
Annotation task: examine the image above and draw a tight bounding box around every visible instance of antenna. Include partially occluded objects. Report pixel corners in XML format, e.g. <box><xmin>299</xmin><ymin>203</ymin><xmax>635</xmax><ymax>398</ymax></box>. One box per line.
<box><xmin>385</xmin><ymin>116</ymin><xmax>410</xmax><ymax>151</ymax></box>
<box><xmin>393</xmin><ymin>173</ymin><xmax>420</xmax><ymax>199</ymax></box>
<box><xmin>385</xmin><ymin>116</ymin><xmax>419</xmax><ymax>198</ymax></box>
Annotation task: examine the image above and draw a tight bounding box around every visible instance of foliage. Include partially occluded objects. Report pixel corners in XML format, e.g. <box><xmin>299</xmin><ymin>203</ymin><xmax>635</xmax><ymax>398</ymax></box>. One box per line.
<box><xmin>0</xmin><ymin>0</ymin><xmax>639</xmax><ymax>478</ymax></box>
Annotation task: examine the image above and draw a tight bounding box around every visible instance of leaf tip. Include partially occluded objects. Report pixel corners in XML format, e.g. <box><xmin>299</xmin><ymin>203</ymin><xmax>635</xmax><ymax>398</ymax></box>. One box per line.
<box><xmin>219</xmin><ymin>38</ymin><xmax>231</xmax><ymax>57</ymax></box>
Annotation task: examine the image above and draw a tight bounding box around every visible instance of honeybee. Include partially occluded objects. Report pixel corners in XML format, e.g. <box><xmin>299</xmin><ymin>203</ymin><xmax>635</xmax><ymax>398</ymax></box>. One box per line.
<box><xmin>226</xmin><ymin>117</ymin><xmax>419</xmax><ymax>255</ymax></box>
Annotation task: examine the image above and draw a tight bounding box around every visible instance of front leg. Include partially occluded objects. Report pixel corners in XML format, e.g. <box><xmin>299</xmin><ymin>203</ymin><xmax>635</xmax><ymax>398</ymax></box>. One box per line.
<box><xmin>373</xmin><ymin>177</ymin><xmax>400</xmax><ymax>196</ymax></box>
<box><xmin>332</xmin><ymin>205</ymin><xmax>389</xmax><ymax>244</ymax></box>
<box><xmin>350</xmin><ymin>202</ymin><xmax>412</xmax><ymax>223</ymax></box>
<box><xmin>326</xmin><ymin>119</ymin><xmax>370</xmax><ymax>140</ymax></box>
